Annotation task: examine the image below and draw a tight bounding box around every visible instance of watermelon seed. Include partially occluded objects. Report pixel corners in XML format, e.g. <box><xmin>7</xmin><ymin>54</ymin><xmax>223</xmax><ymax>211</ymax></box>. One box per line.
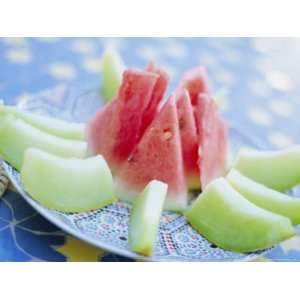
<box><xmin>127</xmin><ymin>155</ymin><xmax>136</xmax><ymax>163</ymax></box>
<box><xmin>179</xmin><ymin>118</ymin><xmax>185</xmax><ymax>130</ymax></box>
<box><xmin>163</xmin><ymin>131</ymin><xmax>172</xmax><ymax>140</ymax></box>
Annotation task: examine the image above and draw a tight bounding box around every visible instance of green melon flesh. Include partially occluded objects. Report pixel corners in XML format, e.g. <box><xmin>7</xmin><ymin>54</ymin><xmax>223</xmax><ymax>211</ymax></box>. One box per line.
<box><xmin>21</xmin><ymin>148</ymin><xmax>116</xmax><ymax>212</ymax></box>
<box><xmin>227</xmin><ymin>169</ymin><xmax>300</xmax><ymax>225</ymax></box>
<box><xmin>0</xmin><ymin>115</ymin><xmax>87</xmax><ymax>170</ymax></box>
<box><xmin>129</xmin><ymin>180</ymin><xmax>167</xmax><ymax>256</ymax></box>
<box><xmin>0</xmin><ymin>102</ymin><xmax>85</xmax><ymax>140</ymax></box>
<box><xmin>234</xmin><ymin>147</ymin><xmax>300</xmax><ymax>191</ymax></box>
<box><xmin>101</xmin><ymin>48</ymin><xmax>125</xmax><ymax>102</ymax></box>
<box><xmin>185</xmin><ymin>178</ymin><xmax>295</xmax><ymax>252</ymax></box>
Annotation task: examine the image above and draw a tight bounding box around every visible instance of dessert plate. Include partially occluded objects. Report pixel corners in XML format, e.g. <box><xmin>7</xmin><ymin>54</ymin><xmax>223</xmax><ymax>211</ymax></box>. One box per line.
<box><xmin>2</xmin><ymin>84</ymin><xmax>268</xmax><ymax>261</ymax></box>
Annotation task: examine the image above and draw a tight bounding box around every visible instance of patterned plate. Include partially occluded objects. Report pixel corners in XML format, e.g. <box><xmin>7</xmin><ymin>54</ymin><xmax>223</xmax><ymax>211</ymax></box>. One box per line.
<box><xmin>2</xmin><ymin>84</ymin><xmax>268</xmax><ymax>261</ymax></box>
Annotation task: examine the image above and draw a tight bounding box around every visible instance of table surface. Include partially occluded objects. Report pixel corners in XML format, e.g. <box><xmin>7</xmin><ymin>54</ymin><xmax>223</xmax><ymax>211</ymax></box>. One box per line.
<box><xmin>1</xmin><ymin>37</ymin><xmax>300</xmax><ymax>262</ymax></box>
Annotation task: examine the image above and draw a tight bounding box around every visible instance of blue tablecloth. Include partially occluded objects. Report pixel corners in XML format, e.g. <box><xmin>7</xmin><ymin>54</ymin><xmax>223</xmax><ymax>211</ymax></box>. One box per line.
<box><xmin>1</xmin><ymin>37</ymin><xmax>300</xmax><ymax>261</ymax></box>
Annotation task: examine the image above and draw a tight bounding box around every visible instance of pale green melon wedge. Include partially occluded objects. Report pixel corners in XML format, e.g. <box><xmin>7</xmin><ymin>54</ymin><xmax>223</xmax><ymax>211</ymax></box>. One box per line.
<box><xmin>21</xmin><ymin>148</ymin><xmax>116</xmax><ymax>212</ymax></box>
<box><xmin>234</xmin><ymin>147</ymin><xmax>300</xmax><ymax>191</ymax></box>
<box><xmin>0</xmin><ymin>115</ymin><xmax>87</xmax><ymax>170</ymax></box>
<box><xmin>185</xmin><ymin>178</ymin><xmax>295</xmax><ymax>252</ymax></box>
<box><xmin>101</xmin><ymin>48</ymin><xmax>125</xmax><ymax>102</ymax></box>
<box><xmin>0</xmin><ymin>102</ymin><xmax>85</xmax><ymax>140</ymax></box>
<box><xmin>227</xmin><ymin>169</ymin><xmax>300</xmax><ymax>224</ymax></box>
<box><xmin>129</xmin><ymin>180</ymin><xmax>167</xmax><ymax>256</ymax></box>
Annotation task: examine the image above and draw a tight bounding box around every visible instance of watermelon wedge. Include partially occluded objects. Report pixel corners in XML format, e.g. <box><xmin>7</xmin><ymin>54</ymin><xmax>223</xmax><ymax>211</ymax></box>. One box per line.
<box><xmin>176</xmin><ymin>88</ymin><xmax>200</xmax><ymax>189</ymax></box>
<box><xmin>115</xmin><ymin>96</ymin><xmax>188</xmax><ymax>212</ymax></box>
<box><xmin>140</xmin><ymin>62</ymin><xmax>169</xmax><ymax>135</ymax></box>
<box><xmin>179</xmin><ymin>66</ymin><xmax>211</xmax><ymax>105</ymax></box>
<box><xmin>196</xmin><ymin>93</ymin><xmax>229</xmax><ymax>187</ymax></box>
<box><xmin>87</xmin><ymin>69</ymin><xmax>158</xmax><ymax>171</ymax></box>
<box><xmin>179</xmin><ymin>67</ymin><xmax>228</xmax><ymax>188</ymax></box>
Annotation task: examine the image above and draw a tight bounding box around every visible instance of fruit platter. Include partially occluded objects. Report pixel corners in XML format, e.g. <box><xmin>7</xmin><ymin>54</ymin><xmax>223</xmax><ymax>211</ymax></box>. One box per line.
<box><xmin>1</xmin><ymin>50</ymin><xmax>300</xmax><ymax>261</ymax></box>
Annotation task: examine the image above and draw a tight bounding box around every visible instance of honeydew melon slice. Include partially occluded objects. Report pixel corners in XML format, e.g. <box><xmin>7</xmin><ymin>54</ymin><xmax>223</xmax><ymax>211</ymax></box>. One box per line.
<box><xmin>185</xmin><ymin>178</ymin><xmax>295</xmax><ymax>252</ymax></box>
<box><xmin>0</xmin><ymin>114</ymin><xmax>87</xmax><ymax>170</ymax></box>
<box><xmin>129</xmin><ymin>180</ymin><xmax>167</xmax><ymax>256</ymax></box>
<box><xmin>101</xmin><ymin>48</ymin><xmax>125</xmax><ymax>102</ymax></box>
<box><xmin>234</xmin><ymin>147</ymin><xmax>300</xmax><ymax>191</ymax></box>
<box><xmin>0</xmin><ymin>102</ymin><xmax>85</xmax><ymax>140</ymax></box>
<box><xmin>21</xmin><ymin>148</ymin><xmax>116</xmax><ymax>212</ymax></box>
<box><xmin>227</xmin><ymin>169</ymin><xmax>300</xmax><ymax>224</ymax></box>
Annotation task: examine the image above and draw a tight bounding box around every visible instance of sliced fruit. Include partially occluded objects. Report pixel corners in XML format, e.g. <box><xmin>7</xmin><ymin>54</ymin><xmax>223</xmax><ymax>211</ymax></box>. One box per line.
<box><xmin>21</xmin><ymin>148</ymin><xmax>116</xmax><ymax>212</ymax></box>
<box><xmin>0</xmin><ymin>114</ymin><xmax>87</xmax><ymax>170</ymax></box>
<box><xmin>234</xmin><ymin>147</ymin><xmax>300</xmax><ymax>191</ymax></box>
<box><xmin>87</xmin><ymin>69</ymin><xmax>158</xmax><ymax>172</ymax></box>
<box><xmin>179</xmin><ymin>66</ymin><xmax>211</xmax><ymax>105</ymax></box>
<box><xmin>0</xmin><ymin>102</ymin><xmax>85</xmax><ymax>140</ymax></box>
<box><xmin>195</xmin><ymin>93</ymin><xmax>229</xmax><ymax>187</ymax></box>
<box><xmin>129</xmin><ymin>180</ymin><xmax>167</xmax><ymax>256</ymax></box>
<box><xmin>140</xmin><ymin>62</ymin><xmax>169</xmax><ymax>135</ymax></box>
<box><xmin>185</xmin><ymin>178</ymin><xmax>295</xmax><ymax>252</ymax></box>
<box><xmin>115</xmin><ymin>97</ymin><xmax>188</xmax><ymax>212</ymax></box>
<box><xmin>176</xmin><ymin>88</ymin><xmax>200</xmax><ymax>189</ymax></box>
<box><xmin>101</xmin><ymin>48</ymin><xmax>125</xmax><ymax>102</ymax></box>
<box><xmin>227</xmin><ymin>169</ymin><xmax>300</xmax><ymax>224</ymax></box>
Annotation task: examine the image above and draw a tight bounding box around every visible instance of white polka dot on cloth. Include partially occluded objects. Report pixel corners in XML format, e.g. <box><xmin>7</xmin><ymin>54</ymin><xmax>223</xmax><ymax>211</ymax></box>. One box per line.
<box><xmin>222</xmin><ymin>48</ymin><xmax>241</xmax><ymax>64</ymax></box>
<box><xmin>3</xmin><ymin>37</ymin><xmax>28</xmax><ymax>47</ymax></box>
<box><xmin>252</xmin><ymin>38</ymin><xmax>279</xmax><ymax>53</ymax></box>
<box><xmin>268</xmin><ymin>131</ymin><xmax>295</xmax><ymax>148</ymax></box>
<box><xmin>162</xmin><ymin>40</ymin><xmax>187</xmax><ymax>59</ymax></box>
<box><xmin>137</xmin><ymin>45</ymin><xmax>161</xmax><ymax>62</ymax></box>
<box><xmin>5</xmin><ymin>49</ymin><xmax>32</xmax><ymax>64</ymax></box>
<box><xmin>198</xmin><ymin>52</ymin><xmax>218</xmax><ymax>68</ymax></box>
<box><xmin>82</xmin><ymin>57</ymin><xmax>102</xmax><ymax>73</ymax></box>
<box><xmin>247</xmin><ymin>107</ymin><xmax>273</xmax><ymax>127</ymax></box>
<box><xmin>47</xmin><ymin>63</ymin><xmax>77</xmax><ymax>80</ymax></box>
<box><xmin>266</xmin><ymin>70</ymin><xmax>293</xmax><ymax>91</ymax></box>
<box><xmin>215</xmin><ymin>69</ymin><xmax>236</xmax><ymax>86</ymax></box>
<box><xmin>269</xmin><ymin>99</ymin><xmax>293</xmax><ymax>117</ymax></box>
<box><xmin>70</xmin><ymin>39</ymin><xmax>96</xmax><ymax>55</ymax></box>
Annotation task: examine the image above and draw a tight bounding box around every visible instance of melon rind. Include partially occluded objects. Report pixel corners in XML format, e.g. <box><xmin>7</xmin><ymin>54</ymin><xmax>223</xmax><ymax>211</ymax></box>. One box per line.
<box><xmin>114</xmin><ymin>179</ymin><xmax>187</xmax><ymax>213</ymax></box>
<box><xmin>234</xmin><ymin>147</ymin><xmax>300</xmax><ymax>191</ymax></box>
<box><xmin>21</xmin><ymin>148</ymin><xmax>116</xmax><ymax>212</ymax></box>
<box><xmin>227</xmin><ymin>169</ymin><xmax>300</xmax><ymax>224</ymax></box>
<box><xmin>0</xmin><ymin>114</ymin><xmax>87</xmax><ymax>170</ymax></box>
<box><xmin>185</xmin><ymin>178</ymin><xmax>295</xmax><ymax>253</ymax></box>
<box><xmin>129</xmin><ymin>180</ymin><xmax>167</xmax><ymax>256</ymax></box>
<box><xmin>101</xmin><ymin>48</ymin><xmax>125</xmax><ymax>102</ymax></box>
<box><xmin>1</xmin><ymin>103</ymin><xmax>85</xmax><ymax>140</ymax></box>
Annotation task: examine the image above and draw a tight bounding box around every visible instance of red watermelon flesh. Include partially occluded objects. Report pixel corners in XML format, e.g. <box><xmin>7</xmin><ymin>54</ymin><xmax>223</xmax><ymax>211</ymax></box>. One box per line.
<box><xmin>140</xmin><ymin>62</ymin><xmax>169</xmax><ymax>135</ymax></box>
<box><xmin>86</xmin><ymin>100</ymin><xmax>117</xmax><ymax>159</ymax></box>
<box><xmin>115</xmin><ymin>96</ymin><xmax>188</xmax><ymax>212</ymax></box>
<box><xmin>176</xmin><ymin>88</ymin><xmax>200</xmax><ymax>189</ymax></box>
<box><xmin>196</xmin><ymin>93</ymin><xmax>229</xmax><ymax>187</ymax></box>
<box><xmin>179</xmin><ymin>66</ymin><xmax>211</xmax><ymax>106</ymax></box>
<box><xmin>87</xmin><ymin>69</ymin><xmax>158</xmax><ymax>171</ymax></box>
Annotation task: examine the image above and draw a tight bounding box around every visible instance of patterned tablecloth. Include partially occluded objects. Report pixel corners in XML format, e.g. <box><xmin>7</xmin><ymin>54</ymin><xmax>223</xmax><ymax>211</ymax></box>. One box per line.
<box><xmin>1</xmin><ymin>37</ymin><xmax>300</xmax><ymax>262</ymax></box>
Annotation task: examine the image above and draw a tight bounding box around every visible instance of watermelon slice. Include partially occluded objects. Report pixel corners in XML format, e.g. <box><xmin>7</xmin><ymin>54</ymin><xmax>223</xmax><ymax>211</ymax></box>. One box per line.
<box><xmin>87</xmin><ymin>69</ymin><xmax>158</xmax><ymax>171</ymax></box>
<box><xmin>179</xmin><ymin>67</ymin><xmax>228</xmax><ymax>188</ymax></box>
<box><xmin>176</xmin><ymin>88</ymin><xmax>200</xmax><ymax>189</ymax></box>
<box><xmin>179</xmin><ymin>66</ymin><xmax>211</xmax><ymax>105</ymax></box>
<box><xmin>140</xmin><ymin>62</ymin><xmax>169</xmax><ymax>135</ymax></box>
<box><xmin>115</xmin><ymin>96</ymin><xmax>188</xmax><ymax>212</ymax></box>
<box><xmin>196</xmin><ymin>93</ymin><xmax>229</xmax><ymax>187</ymax></box>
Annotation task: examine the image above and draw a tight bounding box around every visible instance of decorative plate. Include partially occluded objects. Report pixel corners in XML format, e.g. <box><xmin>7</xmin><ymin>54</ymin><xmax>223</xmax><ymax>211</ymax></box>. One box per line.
<box><xmin>2</xmin><ymin>84</ymin><xmax>268</xmax><ymax>261</ymax></box>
